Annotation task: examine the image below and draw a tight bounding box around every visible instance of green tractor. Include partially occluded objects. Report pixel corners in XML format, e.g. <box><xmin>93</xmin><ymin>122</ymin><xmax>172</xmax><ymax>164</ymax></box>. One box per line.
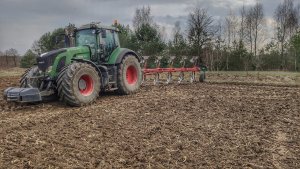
<box><xmin>4</xmin><ymin>23</ymin><xmax>142</xmax><ymax>106</ymax></box>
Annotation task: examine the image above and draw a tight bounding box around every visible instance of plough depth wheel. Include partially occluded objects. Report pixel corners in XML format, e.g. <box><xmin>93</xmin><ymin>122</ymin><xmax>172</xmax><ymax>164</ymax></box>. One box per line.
<box><xmin>200</xmin><ymin>72</ymin><xmax>206</xmax><ymax>83</ymax></box>
<box><xmin>154</xmin><ymin>73</ymin><xmax>160</xmax><ymax>85</ymax></box>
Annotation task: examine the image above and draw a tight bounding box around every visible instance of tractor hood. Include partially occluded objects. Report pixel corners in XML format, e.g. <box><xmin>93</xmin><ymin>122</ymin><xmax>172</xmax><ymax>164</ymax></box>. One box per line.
<box><xmin>37</xmin><ymin>48</ymin><xmax>67</xmax><ymax>72</ymax></box>
<box><xmin>36</xmin><ymin>46</ymin><xmax>90</xmax><ymax>73</ymax></box>
<box><xmin>66</xmin><ymin>46</ymin><xmax>91</xmax><ymax>56</ymax></box>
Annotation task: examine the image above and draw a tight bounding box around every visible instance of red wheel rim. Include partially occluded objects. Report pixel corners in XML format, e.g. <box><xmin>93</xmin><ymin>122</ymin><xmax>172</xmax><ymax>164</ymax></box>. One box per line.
<box><xmin>78</xmin><ymin>74</ymin><xmax>94</xmax><ymax>96</ymax></box>
<box><xmin>126</xmin><ymin>65</ymin><xmax>137</xmax><ymax>85</ymax></box>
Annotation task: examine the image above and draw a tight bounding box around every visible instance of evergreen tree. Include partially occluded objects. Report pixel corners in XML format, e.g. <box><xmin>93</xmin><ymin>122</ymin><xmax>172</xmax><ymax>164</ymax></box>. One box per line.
<box><xmin>20</xmin><ymin>49</ymin><xmax>37</xmax><ymax>68</ymax></box>
<box><xmin>32</xmin><ymin>28</ymin><xmax>65</xmax><ymax>54</ymax></box>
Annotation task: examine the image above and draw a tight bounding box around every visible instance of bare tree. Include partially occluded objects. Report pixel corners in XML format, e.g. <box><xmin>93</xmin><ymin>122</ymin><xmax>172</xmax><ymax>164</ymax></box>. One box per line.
<box><xmin>275</xmin><ymin>0</ymin><xmax>299</xmax><ymax>68</ymax></box>
<box><xmin>239</xmin><ymin>5</ymin><xmax>246</xmax><ymax>44</ymax></box>
<box><xmin>245</xmin><ymin>8</ymin><xmax>254</xmax><ymax>54</ymax></box>
<box><xmin>224</xmin><ymin>9</ymin><xmax>239</xmax><ymax>70</ymax></box>
<box><xmin>6</xmin><ymin>48</ymin><xmax>19</xmax><ymax>66</ymax></box>
<box><xmin>133</xmin><ymin>6</ymin><xmax>153</xmax><ymax>30</ymax></box>
<box><xmin>132</xmin><ymin>6</ymin><xmax>164</xmax><ymax>56</ymax></box>
<box><xmin>215</xmin><ymin>20</ymin><xmax>224</xmax><ymax>71</ymax></box>
<box><xmin>252</xmin><ymin>2</ymin><xmax>264</xmax><ymax>69</ymax></box>
<box><xmin>4</xmin><ymin>50</ymin><xmax>9</xmax><ymax>65</ymax></box>
<box><xmin>243</xmin><ymin>2</ymin><xmax>265</xmax><ymax>70</ymax></box>
<box><xmin>287</xmin><ymin>2</ymin><xmax>299</xmax><ymax>38</ymax></box>
<box><xmin>0</xmin><ymin>51</ymin><xmax>3</xmax><ymax>66</ymax></box>
<box><xmin>298</xmin><ymin>4</ymin><xmax>300</xmax><ymax>30</ymax></box>
<box><xmin>225</xmin><ymin>9</ymin><xmax>239</xmax><ymax>48</ymax></box>
<box><xmin>173</xmin><ymin>21</ymin><xmax>183</xmax><ymax>45</ymax></box>
<box><xmin>187</xmin><ymin>7</ymin><xmax>214</xmax><ymax>63</ymax></box>
<box><xmin>239</xmin><ymin>5</ymin><xmax>251</xmax><ymax>71</ymax></box>
<box><xmin>169</xmin><ymin>21</ymin><xmax>187</xmax><ymax>58</ymax></box>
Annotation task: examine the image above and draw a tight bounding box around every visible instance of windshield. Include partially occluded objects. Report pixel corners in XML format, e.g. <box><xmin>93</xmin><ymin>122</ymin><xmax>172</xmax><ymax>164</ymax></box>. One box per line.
<box><xmin>75</xmin><ymin>29</ymin><xmax>97</xmax><ymax>47</ymax></box>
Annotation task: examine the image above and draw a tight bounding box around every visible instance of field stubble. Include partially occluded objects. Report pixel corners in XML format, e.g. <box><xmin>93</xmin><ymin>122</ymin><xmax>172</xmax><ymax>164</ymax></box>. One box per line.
<box><xmin>0</xmin><ymin>69</ymin><xmax>299</xmax><ymax>168</ymax></box>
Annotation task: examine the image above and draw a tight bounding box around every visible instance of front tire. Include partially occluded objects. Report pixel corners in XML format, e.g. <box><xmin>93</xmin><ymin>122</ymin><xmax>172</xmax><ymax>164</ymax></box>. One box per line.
<box><xmin>117</xmin><ymin>55</ymin><xmax>142</xmax><ymax>95</ymax></box>
<box><xmin>57</xmin><ymin>62</ymin><xmax>101</xmax><ymax>106</ymax></box>
<box><xmin>20</xmin><ymin>66</ymin><xmax>39</xmax><ymax>88</ymax></box>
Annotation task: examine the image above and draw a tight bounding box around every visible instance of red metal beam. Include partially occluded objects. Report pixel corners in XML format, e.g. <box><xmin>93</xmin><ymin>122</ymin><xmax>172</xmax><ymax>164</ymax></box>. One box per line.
<box><xmin>142</xmin><ymin>67</ymin><xmax>200</xmax><ymax>74</ymax></box>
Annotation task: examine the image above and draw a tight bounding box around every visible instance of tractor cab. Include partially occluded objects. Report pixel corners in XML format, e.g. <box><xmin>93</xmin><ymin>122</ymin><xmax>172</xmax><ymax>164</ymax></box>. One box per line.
<box><xmin>68</xmin><ymin>23</ymin><xmax>120</xmax><ymax>64</ymax></box>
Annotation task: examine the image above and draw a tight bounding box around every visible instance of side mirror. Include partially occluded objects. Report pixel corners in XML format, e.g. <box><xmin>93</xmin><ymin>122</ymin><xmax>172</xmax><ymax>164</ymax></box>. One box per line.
<box><xmin>55</xmin><ymin>34</ymin><xmax>70</xmax><ymax>47</ymax></box>
<box><xmin>64</xmin><ymin>35</ymin><xmax>70</xmax><ymax>47</ymax></box>
<box><xmin>55</xmin><ymin>36</ymin><xmax>60</xmax><ymax>44</ymax></box>
<box><xmin>54</xmin><ymin>33</ymin><xmax>66</xmax><ymax>44</ymax></box>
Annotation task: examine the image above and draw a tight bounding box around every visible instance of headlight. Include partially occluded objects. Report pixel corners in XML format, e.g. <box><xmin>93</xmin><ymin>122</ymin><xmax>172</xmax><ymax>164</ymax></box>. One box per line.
<box><xmin>47</xmin><ymin>66</ymin><xmax>53</xmax><ymax>73</ymax></box>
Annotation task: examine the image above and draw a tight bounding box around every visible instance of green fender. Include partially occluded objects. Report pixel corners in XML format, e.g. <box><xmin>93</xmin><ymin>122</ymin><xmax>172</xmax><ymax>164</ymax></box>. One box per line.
<box><xmin>49</xmin><ymin>46</ymin><xmax>90</xmax><ymax>78</ymax></box>
<box><xmin>107</xmin><ymin>47</ymin><xmax>141</xmax><ymax>65</ymax></box>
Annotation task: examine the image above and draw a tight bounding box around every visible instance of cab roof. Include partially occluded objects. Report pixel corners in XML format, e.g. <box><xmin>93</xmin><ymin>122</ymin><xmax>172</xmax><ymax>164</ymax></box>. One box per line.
<box><xmin>77</xmin><ymin>22</ymin><xmax>119</xmax><ymax>32</ymax></box>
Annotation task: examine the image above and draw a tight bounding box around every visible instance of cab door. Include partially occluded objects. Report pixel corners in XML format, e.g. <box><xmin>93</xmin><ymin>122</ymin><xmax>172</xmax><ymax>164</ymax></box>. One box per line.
<box><xmin>99</xmin><ymin>29</ymin><xmax>119</xmax><ymax>61</ymax></box>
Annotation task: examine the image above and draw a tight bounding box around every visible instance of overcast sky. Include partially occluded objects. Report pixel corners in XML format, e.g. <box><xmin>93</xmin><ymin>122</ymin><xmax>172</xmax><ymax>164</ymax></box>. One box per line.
<box><xmin>0</xmin><ymin>0</ymin><xmax>283</xmax><ymax>55</ymax></box>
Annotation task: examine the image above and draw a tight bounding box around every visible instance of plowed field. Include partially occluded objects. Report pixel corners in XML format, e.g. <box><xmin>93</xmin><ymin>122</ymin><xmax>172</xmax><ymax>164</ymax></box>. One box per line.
<box><xmin>0</xmin><ymin>72</ymin><xmax>299</xmax><ymax>168</ymax></box>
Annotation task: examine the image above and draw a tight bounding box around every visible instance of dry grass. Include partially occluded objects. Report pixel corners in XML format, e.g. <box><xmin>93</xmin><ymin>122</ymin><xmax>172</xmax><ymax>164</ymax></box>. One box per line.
<box><xmin>0</xmin><ymin>67</ymin><xmax>26</xmax><ymax>77</ymax></box>
<box><xmin>1</xmin><ymin>67</ymin><xmax>299</xmax><ymax>86</ymax></box>
<box><xmin>207</xmin><ymin>71</ymin><xmax>300</xmax><ymax>86</ymax></box>
<box><xmin>143</xmin><ymin>71</ymin><xmax>300</xmax><ymax>86</ymax></box>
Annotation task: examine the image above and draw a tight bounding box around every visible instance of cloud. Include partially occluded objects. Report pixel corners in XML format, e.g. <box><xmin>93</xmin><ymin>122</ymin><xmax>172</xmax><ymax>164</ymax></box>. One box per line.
<box><xmin>0</xmin><ymin>0</ymin><xmax>286</xmax><ymax>54</ymax></box>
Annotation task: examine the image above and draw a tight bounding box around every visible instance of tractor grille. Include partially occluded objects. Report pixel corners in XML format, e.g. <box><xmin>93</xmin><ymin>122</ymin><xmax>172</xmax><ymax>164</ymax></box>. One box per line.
<box><xmin>7</xmin><ymin>92</ymin><xmax>19</xmax><ymax>101</ymax></box>
<box><xmin>37</xmin><ymin>49</ymin><xmax>66</xmax><ymax>72</ymax></box>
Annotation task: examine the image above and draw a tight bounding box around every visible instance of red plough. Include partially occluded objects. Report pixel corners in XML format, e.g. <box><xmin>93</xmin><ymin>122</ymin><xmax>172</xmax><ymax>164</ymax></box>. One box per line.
<box><xmin>141</xmin><ymin>56</ymin><xmax>207</xmax><ymax>85</ymax></box>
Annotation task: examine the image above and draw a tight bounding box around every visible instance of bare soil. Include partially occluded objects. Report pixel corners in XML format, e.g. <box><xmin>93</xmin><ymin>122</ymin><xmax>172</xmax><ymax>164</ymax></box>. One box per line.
<box><xmin>0</xmin><ymin>74</ymin><xmax>299</xmax><ymax>168</ymax></box>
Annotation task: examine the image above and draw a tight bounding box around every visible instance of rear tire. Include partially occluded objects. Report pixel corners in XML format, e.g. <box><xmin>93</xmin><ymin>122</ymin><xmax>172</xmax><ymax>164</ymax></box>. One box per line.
<box><xmin>56</xmin><ymin>62</ymin><xmax>101</xmax><ymax>106</ymax></box>
<box><xmin>116</xmin><ymin>55</ymin><xmax>142</xmax><ymax>95</ymax></box>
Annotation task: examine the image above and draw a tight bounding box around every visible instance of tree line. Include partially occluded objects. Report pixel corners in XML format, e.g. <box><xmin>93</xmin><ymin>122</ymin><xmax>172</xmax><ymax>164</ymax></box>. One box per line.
<box><xmin>6</xmin><ymin>0</ymin><xmax>300</xmax><ymax>71</ymax></box>
<box><xmin>118</xmin><ymin>1</ymin><xmax>300</xmax><ymax>71</ymax></box>
<box><xmin>0</xmin><ymin>49</ymin><xmax>20</xmax><ymax>68</ymax></box>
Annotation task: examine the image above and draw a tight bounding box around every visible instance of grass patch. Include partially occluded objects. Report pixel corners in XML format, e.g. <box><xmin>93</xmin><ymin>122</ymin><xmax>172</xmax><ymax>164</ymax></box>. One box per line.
<box><xmin>0</xmin><ymin>67</ymin><xmax>26</xmax><ymax>77</ymax></box>
<box><xmin>207</xmin><ymin>71</ymin><xmax>300</xmax><ymax>85</ymax></box>
<box><xmin>209</xmin><ymin>71</ymin><xmax>300</xmax><ymax>77</ymax></box>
